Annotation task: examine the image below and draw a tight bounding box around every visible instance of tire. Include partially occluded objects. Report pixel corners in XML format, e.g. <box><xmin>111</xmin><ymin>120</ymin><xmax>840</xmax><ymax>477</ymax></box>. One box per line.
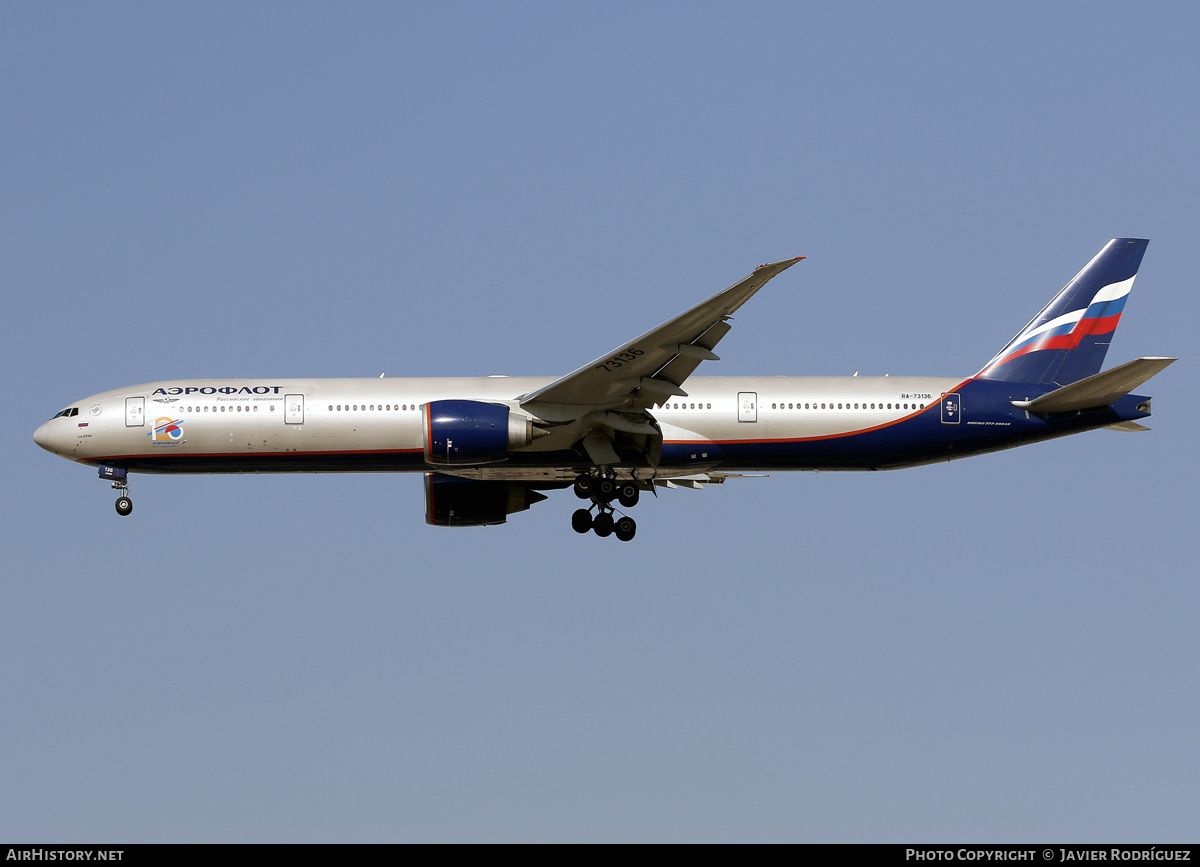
<box><xmin>593</xmin><ymin>512</ymin><xmax>614</xmax><ymax>537</ymax></box>
<box><xmin>615</xmin><ymin>516</ymin><xmax>636</xmax><ymax>542</ymax></box>
<box><xmin>595</xmin><ymin>477</ymin><xmax>616</xmax><ymax>500</ymax></box>
<box><xmin>617</xmin><ymin>483</ymin><xmax>640</xmax><ymax>508</ymax></box>
<box><xmin>571</xmin><ymin>508</ymin><xmax>593</xmax><ymax>534</ymax></box>
<box><xmin>573</xmin><ymin>474</ymin><xmax>593</xmax><ymax>499</ymax></box>
<box><xmin>115</xmin><ymin>496</ymin><xmax>133</xmax><ymax>517</ymax></box>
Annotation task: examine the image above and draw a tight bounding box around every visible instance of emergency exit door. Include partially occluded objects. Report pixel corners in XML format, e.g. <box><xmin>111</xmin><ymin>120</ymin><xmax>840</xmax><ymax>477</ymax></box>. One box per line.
<box><xmin>941</xmin><ymin>393</ymin><xmax>961</xmax><ymax>424</ymax></box>
<box><xmin>738</xmin><ymin>392</ymin><xmax>757</xmax><ymax>423</ymax></box>
<box><xmin>285</xmin><ymin>394</ymin><xmax>304</xmax><ymax>424</ymax></box>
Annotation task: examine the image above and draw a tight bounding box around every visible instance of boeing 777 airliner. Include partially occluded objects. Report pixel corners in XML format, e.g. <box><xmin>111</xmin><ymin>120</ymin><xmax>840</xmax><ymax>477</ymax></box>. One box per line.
<box><xmin>34</xmin><ymin>238</ymin><xmax>1173</xmax><ymax>540</ymax></box>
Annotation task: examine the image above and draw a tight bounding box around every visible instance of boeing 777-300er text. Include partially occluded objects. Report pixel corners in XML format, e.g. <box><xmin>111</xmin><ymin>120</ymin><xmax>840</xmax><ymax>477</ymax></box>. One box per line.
<box><xmin>34</xmin><ymin>238</ymin><xmax>1174</xmax><ymax>541</ymax></box>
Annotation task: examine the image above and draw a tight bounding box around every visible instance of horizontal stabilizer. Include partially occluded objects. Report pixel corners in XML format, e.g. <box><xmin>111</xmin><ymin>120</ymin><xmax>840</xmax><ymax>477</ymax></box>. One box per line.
<box><xmin>1012</xmin><ymin>356</ymin><xmax>1176</xmax><ymax>413</ymax></box>
<box><xmin>1106</xmin><ymin>421</ymin><xmax>1152</xmax><ymax>432</ymax></box>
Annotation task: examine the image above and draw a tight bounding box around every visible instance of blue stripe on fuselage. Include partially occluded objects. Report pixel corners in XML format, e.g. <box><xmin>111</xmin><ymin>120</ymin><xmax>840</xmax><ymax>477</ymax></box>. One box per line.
<box><xmin>660</xmin><ymin>379</ymin><xmax>1144</xmax><ymax>471</ymax></box>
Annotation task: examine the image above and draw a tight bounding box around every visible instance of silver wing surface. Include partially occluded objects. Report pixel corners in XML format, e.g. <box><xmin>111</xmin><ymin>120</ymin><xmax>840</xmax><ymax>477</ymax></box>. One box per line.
<box><xmin>520</xmin><ymin>257</ymin><xmax>803</xmax><ymax>414</ymax></box>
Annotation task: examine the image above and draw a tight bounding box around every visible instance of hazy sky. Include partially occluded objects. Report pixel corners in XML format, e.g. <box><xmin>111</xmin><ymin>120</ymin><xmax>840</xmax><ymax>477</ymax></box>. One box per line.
<box><xmin>3</xmin><ymin>2</ymin><xmax>1197</xmax><ymax>842</ymax></box>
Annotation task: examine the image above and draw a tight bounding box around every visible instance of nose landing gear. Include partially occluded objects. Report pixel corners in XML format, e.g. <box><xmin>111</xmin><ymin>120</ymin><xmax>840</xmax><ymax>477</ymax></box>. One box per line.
<box><xmin>99</xmin><ymin>465</ymin><xmax>133</xmax><ymax>517</ymax></box>
<box><xmin>570</xmin><ymin>470</ymin><xmax>639</xmax><ymax>541</ymax></box>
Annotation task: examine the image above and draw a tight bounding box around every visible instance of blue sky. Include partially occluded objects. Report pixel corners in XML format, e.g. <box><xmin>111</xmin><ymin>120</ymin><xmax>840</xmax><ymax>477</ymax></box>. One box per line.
<box><xmin>2</xmin><ymin>2</ymin><xmax>1197</xmax><ymax>842</ymax></box>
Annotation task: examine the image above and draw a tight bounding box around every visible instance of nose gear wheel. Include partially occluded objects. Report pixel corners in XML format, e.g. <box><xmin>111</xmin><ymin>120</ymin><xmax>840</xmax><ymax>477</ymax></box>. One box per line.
<box><xmin>110</xmin><ymin>478</ymin><xmax>133</xmax><ymax>517</ymax></box>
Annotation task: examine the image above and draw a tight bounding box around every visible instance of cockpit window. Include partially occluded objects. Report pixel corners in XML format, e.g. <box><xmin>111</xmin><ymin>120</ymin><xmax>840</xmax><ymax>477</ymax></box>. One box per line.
<box><xmin>50</xmin><ymin>407</ymin><xmax>80</xmax><ymax>420</ymax></box>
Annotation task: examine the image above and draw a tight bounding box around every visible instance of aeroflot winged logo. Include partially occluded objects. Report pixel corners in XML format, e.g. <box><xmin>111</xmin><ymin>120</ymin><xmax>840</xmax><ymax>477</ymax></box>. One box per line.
<box><xmin>149</xmin><ymin>417</ymin><xmax>185</xmax><ymax>445</ymax></box>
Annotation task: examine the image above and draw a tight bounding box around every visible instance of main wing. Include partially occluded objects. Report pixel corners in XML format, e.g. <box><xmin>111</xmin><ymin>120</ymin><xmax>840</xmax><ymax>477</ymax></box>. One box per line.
<box><xmin>520</xmin><ymin>257</ymin><xmax>803</xmax><ymax>414</ymax></box>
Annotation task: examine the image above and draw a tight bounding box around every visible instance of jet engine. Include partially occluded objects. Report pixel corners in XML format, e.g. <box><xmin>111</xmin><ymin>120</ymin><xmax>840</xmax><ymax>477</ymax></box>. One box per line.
<box><xmin>422</xmin><ymin>399</ymin><xmax>539</xmax><ymax>466</ymax></box>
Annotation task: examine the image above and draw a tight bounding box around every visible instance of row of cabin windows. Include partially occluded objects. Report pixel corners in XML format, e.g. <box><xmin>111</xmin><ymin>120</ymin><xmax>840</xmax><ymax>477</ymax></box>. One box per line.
<box><xmin>329</xmin><ymin>404</ymin><xmax>417</xmax><ymax>412</ymax></box>
<box><xmin>184</xmin><ymin>404</ymin><xmax>269</xmax><ymax>412</ymax></box>
<box><xmin>175</xmin><ymin>403</ymin><xmax>420</xmax><ymax>414</ymax></box>
<box><xmin>771</xmin><ymin>401</ymin><xmax>927</xmax><ymax>410</ymax></box>
<box><xmin>173</xmin><ymin>400</ymin><xmax>927</xmax><ymax>415</ymax></box>
<box><xmin>662</xmin><ymin>401</ymin><xmax>929</xmax><ymax>411</ymax></box>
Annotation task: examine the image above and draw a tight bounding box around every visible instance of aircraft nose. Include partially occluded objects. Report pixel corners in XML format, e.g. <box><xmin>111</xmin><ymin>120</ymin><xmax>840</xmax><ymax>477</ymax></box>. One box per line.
<box><xmin>33</xmin><ymin>421</ymin><xmax>53</xmax><ymax>452</ymax></box>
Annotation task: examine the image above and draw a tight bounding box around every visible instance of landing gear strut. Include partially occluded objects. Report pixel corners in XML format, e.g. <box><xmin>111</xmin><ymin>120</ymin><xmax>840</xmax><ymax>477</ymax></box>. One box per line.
<box><xmin>570</xmin><ymin>470</ymin><xmax>638</xmax><ymax>541</ymax></box>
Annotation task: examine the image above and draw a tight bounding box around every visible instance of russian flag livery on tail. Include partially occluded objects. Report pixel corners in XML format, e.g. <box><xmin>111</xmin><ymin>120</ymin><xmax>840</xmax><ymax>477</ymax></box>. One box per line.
<box><xmin>978</xmin><ymin>238</ymin><xmax>1146</xmax><ymax>386</ymax></box>
<box><xmin>34</xmin><ymin>238</ymin><xmax>1175</xmax><ymax>540</ymax></box>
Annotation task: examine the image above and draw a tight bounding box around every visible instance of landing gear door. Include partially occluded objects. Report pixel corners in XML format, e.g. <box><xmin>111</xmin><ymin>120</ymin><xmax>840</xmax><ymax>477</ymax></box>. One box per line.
<box><xmin>125</xmin><ymin>396</ymin><xmax>144</xmax><ymax>427</ymax></box>
<box><xmin>738</xmin><ymin>392</ymin><xmax>757</xmax><ymax>423</ymax></box>
<box><xmin>941</xmin><ymin>393</ymin><xmax>961</xmax><ymax>424</ymax></box>
<box><xmin>285</xmin><ymin>394</ymin><xmax>304</xmax><ymax>424</ymax></box>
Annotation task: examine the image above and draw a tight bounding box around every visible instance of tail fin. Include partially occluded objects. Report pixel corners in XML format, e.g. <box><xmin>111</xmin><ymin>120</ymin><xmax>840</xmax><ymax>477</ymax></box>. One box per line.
<box><xmin>977</xmin><ymin>238</ymin><xmax>1148</xmax><ymax>385</ymax></box>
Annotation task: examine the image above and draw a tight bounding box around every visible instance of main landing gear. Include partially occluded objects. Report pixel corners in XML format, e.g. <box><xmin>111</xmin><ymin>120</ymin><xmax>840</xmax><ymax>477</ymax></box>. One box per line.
<box><xmin>571</xmin><ymin>470</ymin><xmax>639</xmax><ymax>541</ymax></box>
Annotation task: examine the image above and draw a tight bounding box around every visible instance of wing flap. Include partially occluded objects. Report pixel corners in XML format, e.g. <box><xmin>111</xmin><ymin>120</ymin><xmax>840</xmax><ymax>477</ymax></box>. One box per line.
<box><xmin>645</xmin><ymin>321</ymin><xmax>732</xmax><ymax>404</ymax></box>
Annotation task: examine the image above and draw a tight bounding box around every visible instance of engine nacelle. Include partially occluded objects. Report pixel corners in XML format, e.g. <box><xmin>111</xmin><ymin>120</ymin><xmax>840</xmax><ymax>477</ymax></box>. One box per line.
<box><xmin>422</xmin><ymin>399</ymin><xmax>537</xmax><ymax>466</ymax></box>
<box><xmin>423</xmin><ymin>473</ymin><xmax>547</xmax><ymax>527</ymax></box>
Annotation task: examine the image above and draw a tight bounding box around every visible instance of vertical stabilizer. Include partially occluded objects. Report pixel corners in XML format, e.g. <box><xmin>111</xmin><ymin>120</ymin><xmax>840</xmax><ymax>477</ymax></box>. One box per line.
<box><xmin>977</xmin><ymin>238</ymin><xmax>1148</xmax><ymax>385</ymax></box>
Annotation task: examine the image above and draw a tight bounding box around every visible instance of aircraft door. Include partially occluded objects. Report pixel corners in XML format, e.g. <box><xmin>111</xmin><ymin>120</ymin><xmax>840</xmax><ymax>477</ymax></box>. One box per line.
<box><xmin>125</xmin><ymin>397</ymin><xmax>144</xmax><ymax>427</ymax></box>
<box><xmin>285</xmin><ymin>394</ymin><xmax>304</xmax><ymax>424</ymax></box>
<box><xmin>738</xmin><ymin>392</ymin><xmax>757</xmax><ymax>423</ymax></box>
<box><xmin>941</xmin><ymin>393</ymin><xmax>961</xmax><ymax>424</ymax></box>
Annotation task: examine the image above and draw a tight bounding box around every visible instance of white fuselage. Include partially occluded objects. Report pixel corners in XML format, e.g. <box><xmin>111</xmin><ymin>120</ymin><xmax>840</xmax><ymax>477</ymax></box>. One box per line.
<box><xmin>36</xmin><ymin>374</ymin><xmax>967</xmax><ymax>474</ymax></box>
